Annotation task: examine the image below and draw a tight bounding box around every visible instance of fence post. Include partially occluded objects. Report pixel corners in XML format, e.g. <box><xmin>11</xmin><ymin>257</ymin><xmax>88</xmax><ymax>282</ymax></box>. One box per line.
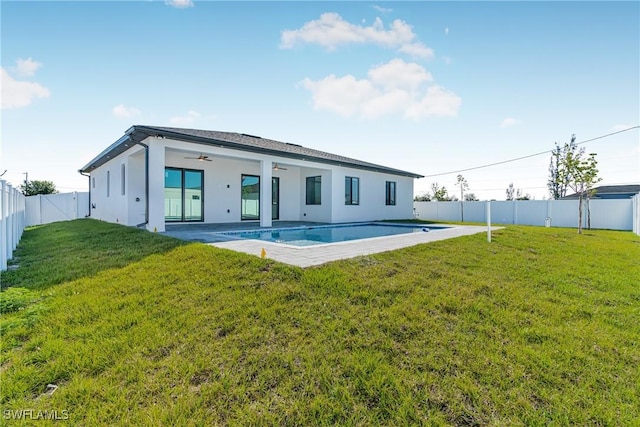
<box><xmin>1</xmin><ymin>180</ymin><xmax>6</xmax><ymax>271</ymax></box>
<box><xmin>7</xmin><ymin>184</ymin><xmax>14</xmax><ymax>262</ymax></box>
<box><xmin>18</xmin><ymin>191</ymin><xmax>25</xmax><ymax>241</ymax></box>
<box><xmin>633</xmin><ymin>194</ymin><xmax>639</xmax><ymax>235</ymax></box>
<box><xmin>486</xmin><ymin>201</ymin><xmax>492</xmax><ymax>242</ymax></box>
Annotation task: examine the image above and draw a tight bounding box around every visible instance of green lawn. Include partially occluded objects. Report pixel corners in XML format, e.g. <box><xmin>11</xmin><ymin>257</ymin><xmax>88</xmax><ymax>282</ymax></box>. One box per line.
<box><xmin>1</xmin><ymin>219</ymin><xmax>639</xmax><ymax>425</ymax></box>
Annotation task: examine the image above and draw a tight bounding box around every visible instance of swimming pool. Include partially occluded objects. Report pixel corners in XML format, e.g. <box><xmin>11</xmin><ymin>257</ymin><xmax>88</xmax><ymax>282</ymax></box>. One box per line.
<box><xmin>221</xmin><ymin>223</ymin><xmax>450</xmax><ymax>247</ymax></box>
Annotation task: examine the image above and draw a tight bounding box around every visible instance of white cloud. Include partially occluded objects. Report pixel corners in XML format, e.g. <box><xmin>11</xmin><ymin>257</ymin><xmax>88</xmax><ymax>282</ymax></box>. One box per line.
<box><xmin>405</xmin><ymin>85</ymin><xmax>462</xmax><ymax>119</ymax></box>
<box><xmin>165</xmin><ymin>0</ymin><xmax>193</xmax><ymax>8</ymax></box>
<box><xmin>500</xmin><ymin>117</ymin><xmax>523</xmax><ymax>128</ymax></box>
<box><xmin>280</xmin><ymin>13</ymin><xmax>434</xmax><ymax>59</ymax></box>
<box><xmin>611</xmin><ymin>124</ymin><xmax>636</xmax><ymax>132</ymax></box>
<box><xmin>301</xmin><ymin>75</ymin><xmax>375</xmax><ymax>118</ymax></box>
<box><xmin>300</xmin><ymin>59</ymin><xmax>460</xmax><ymax>120</ymax></box>
<box><xmin>372</xmin><ymin>5</ymin><xmax>392</xmax><ymax>13</ymax></box>
<box><xmin>398</xmin><ymin>42</ymin><xmax>434</xmax><ymax>59</ymax></box>
<box><xmin>445</xmin><ymin>27</ymin><xmax>449</xmax><ymax>36</ymax></box>
<box><xmin>0</xmin><ymin>67</ymin><xmax>50</xmax><ymax>109</ymax></box>
<box><xmin>112</xmin><ymin>104</ymin><xmax>141</xmax><ymax>119</ymax></box>
<box><xmin>368</xmin><ymin>58</ymin><xmax>432</xmax><ymax>90</ymax></box>
<box><xmin>14</xmin><ymin>58</ymin><xmax>42</xmax><ymax>77</ymax></box>
<box><xmin>170</xmin><ymin>110</ymin><xmax>201</xmax><ymax>124</ymax></box>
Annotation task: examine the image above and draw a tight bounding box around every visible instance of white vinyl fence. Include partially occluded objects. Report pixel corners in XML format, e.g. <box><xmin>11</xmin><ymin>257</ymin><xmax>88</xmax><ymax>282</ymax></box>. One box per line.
<box><xmin>1</xmin><ymin>180</ymin><xmax>26</xmax><ymax>272</ymax></box>
<box><xmin>414</xmin><ymin>198</ymin><xmax>637</xmax><ymax>231</ymax></box>
<box><xmin>25</xmin><ymin>192</ymin><xmax>90</xmax><ymax>227</ymax></box>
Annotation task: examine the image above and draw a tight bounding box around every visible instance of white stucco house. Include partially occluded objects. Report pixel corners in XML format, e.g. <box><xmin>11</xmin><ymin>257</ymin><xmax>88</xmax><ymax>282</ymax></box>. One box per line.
<box><xmin>79</xmin><ymin>126</ymin><xmax>423</xmax><ymax>232</ymax></box>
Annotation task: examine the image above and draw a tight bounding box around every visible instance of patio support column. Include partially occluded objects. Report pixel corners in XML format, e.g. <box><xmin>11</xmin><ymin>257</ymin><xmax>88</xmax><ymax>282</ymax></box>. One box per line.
<box><xmin>147</xmin><ymin>139</ymin><xmax>166</xmax><ymax>233</ymax></box>
<box><xmin>260</xmin><ymin>160</ymin><xmax>272</xmax><ymax>228</ymax></box>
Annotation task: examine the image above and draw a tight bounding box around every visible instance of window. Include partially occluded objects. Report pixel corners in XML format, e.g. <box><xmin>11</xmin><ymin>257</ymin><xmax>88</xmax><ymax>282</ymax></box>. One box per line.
<box><xmin>92</xmin><ymin>177</ymin><xmax>95</xmax><ymax>189</ymax></box>
<box><xmin>306</xmin><ymin>176</ymin><xmax>321</xmax><ymax>205</ymax></box>
<box><xmin>241</xmin><ymin>175</ymin><xmax>260</xmax><ymax>220</ymax></box>
<box><xmin>121</xmin><ymin>164</ymin><xmax>126</xmax><ymax>196</ymax></box>
<box><xmin>345</xmin><ymin>176</ymin><xmax>359</xmax><ymax>205</ymax></box>
<box><xmin>164</xmin><ymin>167</ymin><xmax>204</xmax><ymax>222</ymax></box>
<box><xmin>106</xmin><ymin>171</ymin><xmax>110</xmax><ymax>197</ymax></box>
<box><xmin>385</xmin><ymin>181</ymin><xmax>396</xmax><ymax>205</ymax></box>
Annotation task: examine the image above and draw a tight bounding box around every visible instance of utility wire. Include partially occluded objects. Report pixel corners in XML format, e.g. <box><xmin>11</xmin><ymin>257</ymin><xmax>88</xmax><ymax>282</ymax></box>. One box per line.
<box><xmin>422</xmin><ymin>126</ymin><xmax>639</xmax><ymax>178</ymax></box>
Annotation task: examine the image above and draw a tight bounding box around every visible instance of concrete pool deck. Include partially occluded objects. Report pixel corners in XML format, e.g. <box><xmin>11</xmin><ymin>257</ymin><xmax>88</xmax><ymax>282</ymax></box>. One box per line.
<box><xmin>163</xmin><ymin>222</ymin><xmax>499</xmax><ymax>268</ymax></box>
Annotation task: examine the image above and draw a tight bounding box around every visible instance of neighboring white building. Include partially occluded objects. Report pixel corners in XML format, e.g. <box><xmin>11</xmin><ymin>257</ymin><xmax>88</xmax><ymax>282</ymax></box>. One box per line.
<box><xmin>79</xmin><ymin>126</ymin><xmax>423</xmax><ymax>232</ymax></box>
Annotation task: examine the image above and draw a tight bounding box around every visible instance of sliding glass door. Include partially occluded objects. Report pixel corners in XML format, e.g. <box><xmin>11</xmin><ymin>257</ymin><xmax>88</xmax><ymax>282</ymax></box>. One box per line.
<box><xmin>165</xmin><ymin>168</ymin><xmax>203</xmax><ymax>222</ymax></box>
<box><xmin>241</xmin><ymin>175</ymin><xmax>260</xmax><ymax>220</ymax></box>
<box><xmin>272</xmin><ymin>177</ymin><xmax>279</xmax><ymax>220</ymax></box>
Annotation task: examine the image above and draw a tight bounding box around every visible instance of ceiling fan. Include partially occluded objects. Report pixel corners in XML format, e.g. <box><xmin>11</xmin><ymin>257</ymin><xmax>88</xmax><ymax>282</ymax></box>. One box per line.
<box><xmin>273</xmin><ymin>163</ymin><xmax>287</xmax><ymax>171</ymax></box>
<box><xmin>185</xmin><ymin>154</ymin><xmax>212</xmax><ymax>162</ymax></box>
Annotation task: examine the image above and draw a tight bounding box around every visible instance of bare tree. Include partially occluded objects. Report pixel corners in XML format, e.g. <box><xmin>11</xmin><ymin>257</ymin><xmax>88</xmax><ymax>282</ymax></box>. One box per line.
<box><xmin>548</xmin><ymin>135</ymin><xmax>577</xmax><ymax>199</ymax></box>
<box><xmin>455</xmin><ymin>175</ymin><xmax>469</xmax><ymax>221</ymax></box>
<box><xmin>506</xmin><ymin>183</ymin><xmax>515</xmax><ymax>201</ymax></box>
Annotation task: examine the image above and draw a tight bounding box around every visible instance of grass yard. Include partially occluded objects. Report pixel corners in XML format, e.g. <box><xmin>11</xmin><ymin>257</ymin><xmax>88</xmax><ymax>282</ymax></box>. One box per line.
<box><xmin>1</xmin><ymin>219</ymin><xmax>639</xmax><ymax>425</ymax></box>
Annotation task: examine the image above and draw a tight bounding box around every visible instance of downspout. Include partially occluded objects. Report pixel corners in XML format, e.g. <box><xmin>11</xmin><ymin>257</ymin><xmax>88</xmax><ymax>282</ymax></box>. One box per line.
<box><xmin>79</xmin><ymin>171</ymin><xmax>91</xmax><ymax>218</ymax></box>
<box><xmin>133</xmin><ymin>140</ymin><xmax>149</xmax><ymax>228</ymax></box>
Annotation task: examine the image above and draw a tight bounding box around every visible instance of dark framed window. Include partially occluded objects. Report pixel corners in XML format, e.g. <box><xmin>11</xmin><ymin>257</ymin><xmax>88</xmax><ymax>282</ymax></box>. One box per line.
<box><xmin>306</xmin><ymin>176</ymin><xmax>321</xmax><ymax>205</ymax></box>
<box><xmin>106</xmin><ymin>171</ymin><xmax>110</xmax><ymax>197</ymax></box>
<box><xmin>241</xmin><ymin>175</ymin><xmax>260</xmax><ymax>220</ymax></box>
<box><xmin>164</xmin><ymin>167</ymin><xmax>204</xmax><ymax>222</ymax></box>
<box><xmin>345</xmin><ymin>176</ymin><xmax>359</xmax><ymax>205</ymax></box>
<box><xmin>385</xmin><ymin>181</ymin><xmax>396</xmax><ymax>205</ymax></box>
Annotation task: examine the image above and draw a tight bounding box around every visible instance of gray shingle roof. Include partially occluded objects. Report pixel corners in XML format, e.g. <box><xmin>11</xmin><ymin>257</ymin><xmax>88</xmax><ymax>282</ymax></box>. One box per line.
<box><xmin>561</xmin><ymin>184</ymin><xmax>640</xmax><ymax>199</ymax></box>
<box><xmin>80</xmin><ymin>125</ymin><xmax>424</xmax><ymax>178</ymax></box>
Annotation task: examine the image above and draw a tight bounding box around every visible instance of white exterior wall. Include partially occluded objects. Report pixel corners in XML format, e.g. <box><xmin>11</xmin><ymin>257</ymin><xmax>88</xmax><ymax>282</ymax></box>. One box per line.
<box><xmin>89</xmin><ymin>136</ymin><xmax>419</xmax><ymax>228</ymax></box>
<box><xmin>329</xmin><ymin>168</ymin><xmax>414</xmax><ymax>223</ymax></box>
<box><xmin>90</xmin><ymin>148</ymin><xmax>139</xmax><ymax>225</ymax></box>
<box><xmin>127</xmin><ymin>150</ymin><xmax>147</xmax><ymax>226</ymax></box>
<box><xmin>299</xmin><ymin>167</ymin><xmax>332</xmax><ymax>223</ymax></box>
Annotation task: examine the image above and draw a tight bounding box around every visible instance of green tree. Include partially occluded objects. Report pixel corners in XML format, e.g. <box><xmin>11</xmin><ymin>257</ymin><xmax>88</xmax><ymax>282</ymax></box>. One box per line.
<box><xmin>464</xmin><ymin>193</ymin><xmax>479</xmax><ymax>201</ymax></box>
<box><xmin>413</xmin><ymin>192</ymin><xmax>431</xmax><ymax>202</ymax></box>
<box><xmin>19</xmin><ymin>180</ymin><xmax>58</xmax><ymax>196</ymax></box>
<box><xmin>430</xmin><ymin>182</ymin><xmax>451</xmax><ymax>201</ymax></box>
<box><xmin>563</xmin><ymin>149</ymin><xmax>601</xmax><ymax>234</ymax></box>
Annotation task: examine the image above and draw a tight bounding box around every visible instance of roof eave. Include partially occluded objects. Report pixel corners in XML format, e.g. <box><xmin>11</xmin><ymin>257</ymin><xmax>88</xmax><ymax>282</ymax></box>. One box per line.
<box><xmin>80</xmin><ymin>125</ymin><xmax>425</xmax><ymax>178</ymax></box>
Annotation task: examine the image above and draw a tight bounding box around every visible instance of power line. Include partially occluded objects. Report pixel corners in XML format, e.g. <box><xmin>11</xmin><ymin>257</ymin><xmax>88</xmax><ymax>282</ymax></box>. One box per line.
<box><xmin>422</xmin><ymin>126</ymin><xmax>639</xmax><ymax>178</ymax></box>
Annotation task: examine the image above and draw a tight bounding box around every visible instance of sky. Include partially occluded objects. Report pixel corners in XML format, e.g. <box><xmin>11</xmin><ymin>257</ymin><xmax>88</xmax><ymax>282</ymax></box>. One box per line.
<box><xmin>2</xmin><ymin>1</ymin><xmax>639</xmax><ymax>201</ymax></box>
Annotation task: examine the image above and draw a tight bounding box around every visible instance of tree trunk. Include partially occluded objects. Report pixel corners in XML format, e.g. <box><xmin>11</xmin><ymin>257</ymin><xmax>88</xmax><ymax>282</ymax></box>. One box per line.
<box><xmin>577</xmin><ymin>193</ymin><xmax>583</xmax><ymax>234</ymax></box>
<box><xmin>587</xmin><ymin>194</ymin><xmax>591</xmax><ymax>230</ymax></box>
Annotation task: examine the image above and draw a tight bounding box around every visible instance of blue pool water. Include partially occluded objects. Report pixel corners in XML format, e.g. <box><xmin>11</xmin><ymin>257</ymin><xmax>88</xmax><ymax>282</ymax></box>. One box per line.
<box><xmin>223</xmin><ymin>223</ymin><xmax>449</xmax><ymax>247</ymax></box>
